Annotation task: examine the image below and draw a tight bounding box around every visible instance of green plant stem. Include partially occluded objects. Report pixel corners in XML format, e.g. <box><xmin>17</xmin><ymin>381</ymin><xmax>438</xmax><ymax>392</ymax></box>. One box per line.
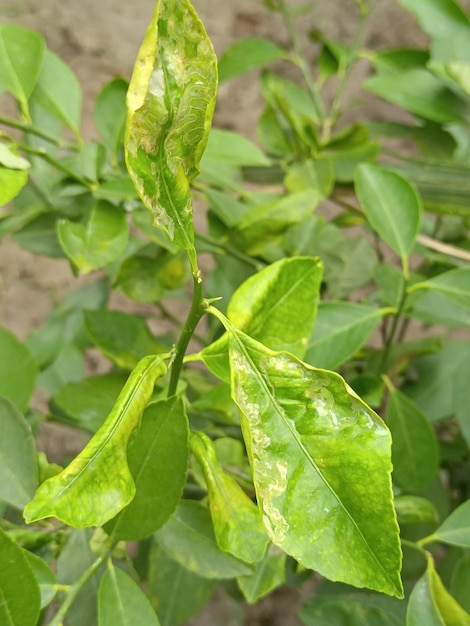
<box><xmin>321</xmin><ymin>7</ymin><xmax>370</xmax><ymax>143</ymax></box>
<box><xmin>401</xmin><ymin>538</ymin><xmax>429</xmax><ymax>557</ymax></box>
<box><xmin>49</xmin><ymin>552</ymin><xmax>107</xmax><ymax>626</ymax></box>
<box><xmin>195</xmin><ymin>232</ymin><xmax>264</xmax><ymax>271</ymax></box>
<box><xmin>379</xmin><ymin>277</ymin><xmax>408</xmax><ymax>373</ymax></box>
<box><xmin>12</xmin><ymin>141</ymin><xmax>94</xmax><ymax>190</ymax></box>
<box><xmin>0</xmin><ymin>115</ymin><xmax>79</xmax><ymax>150</ymax></box>
<box><xmin>156</xmin><ymin>301</ymin><xmax>206</xmax><ymax>346</ymax></box>
<box><xmin>168</xmin><ymin>271</ymin><xmax>206</xmax><ymax>396</ymax></box>
<box><xmin>277</xmin><ymin>0</ymin><xmax>325</xmax><ymax>119</ymax></box>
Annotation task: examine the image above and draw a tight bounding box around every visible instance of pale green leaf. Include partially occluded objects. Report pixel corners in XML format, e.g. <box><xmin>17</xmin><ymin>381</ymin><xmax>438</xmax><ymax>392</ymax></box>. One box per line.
<box><xmin>0</xmin><ymin>528</ymin><xmax>41</xmax><ymax>626</ymax></box>
<box><xmin>218</xmin><ymin>37</ymin><xmax>286</xmax><ymax>83</ymax></box>
<box><xmin>306</xmin><ymin>302</ymin><xmax>383</xmax><ymax>370</ymax></box>
<box><xmin>57</xmin><ymin>201</ymin><xmax>128</xmax><ymax>274</ymax></box>
<box><xmin>0</xmin><ymin>144</ymin><xmax>30</xmax><ymax>170</ymax></box>
<box><xmin>24</xmin><ymin>552</ymin><xmax>57</xmax><ymax>609</ymax></box>
<box><xmin>0</xmin><ymin>326</ymin><xmax>38</xmax><ymax>412</ymax></box>
<box><xmin>98</xmin><ymin>564</ymin><xmax>161</xmax><ymax>626</ymax></box>
<box><xmin>407</xmin><ymin>556</ymin><xmax>470</xmax><ymax>626</ymax></box>
<box><xmin>125</xmin><ymin>0</ymin><xmax>217</xmax><ymax>252</ymax></box>
<box><xmin>433</xmin><ymin>500</ymin><xmax>470</xmax><ymax>548</ymax></box>
<box><xmin>155</xmin><ymin>500</ymin><xmax>253</xmax><ymax>579</ymax></box>
<box><xmin>410</xmin><ymin>268</ymin><xmax>470</xmax><ymax>312</ymax></box>
<box><xmin>397</xmin><ymin>0</ymin><xmax>470</xmax><ymax>39</ymax></box>
<box><xmin>386</xmin><ymin>387</ymin><xmax>439</xmax><ymax>493</ymax></box>
<box><xmin>0</xmin><ymin>398</ymin><xmax>38</xmax><ymax>510</ymax></box>
<box><xmin>237</xmin><ymin>545</ymin><xmax>286</xmax><ymax>604</ymax></box>
<box><xmin>0</xmin><ymin>25</ymin><xmax>45</xmax><ymax>116</ymax></box>
<box><xmin>202</xmin><ymin>257</ymin><xmax>323</xmax><ymax>382</ymax></box>
<box><xmin>0</xmin><ymin>166</ymin><xmax>28</xmax><ymax>205</ymax></box>
<box><xmin>147</xmin><ymin>539</ymin><xmax>216</xmax><ymax>626</ymax></box>
<box><xmin>94</xmin><ymin>78</ymin><xmax>128</xmax><ymax>156</ymax></box>
<box><xmin>105</xmin><ymin>398</ymin><xmax>189</xmax><ymax>541</ymax></box>
<box><xmin>85</xmin><ymin>309</ymin><xmax>166</xmax><ymax>370</ymax></box>
<box><xmin>24</xmin><ymin>355</ymin><xmax>167</xmax><ymax>527</ymax></box>
<box><xmin>229</xmin><ymin>329</ymin><xmax>403</xmax><ymax>597</ymax></box>
<box><xmin>191</xmin><ymin>431</ymin><xmax>269</xmax><ymax>564</ymax></box>
<box><xmin>31</xmin><ymin>49</ymin><xmax>82</xmax><ymax>136</ymax></box>
<box><xmin>451</xmin><ymin>555</ymin><xmax>470</xmax><ymax>613</ymax></box>
<box><xmin>355</xmin><ymin>163</ymin><xmax>421</xmax><ymax>267</ymax></box>
<box><xmin>203</xmin><ymin>128</ymin><xmax>271</xmax><ymax>166</ymax></box>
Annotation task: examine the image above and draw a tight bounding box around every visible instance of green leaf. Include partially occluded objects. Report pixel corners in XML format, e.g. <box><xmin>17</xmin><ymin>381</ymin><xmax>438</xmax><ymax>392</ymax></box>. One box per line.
<box><xmin>31</xmin><ymin>48</ymin><xmax>82</xmax><ymax>136</ymax></box>
<box><xmin>0</xmin><ymin>166</ymin><xmax>28</xmax><ymax>207</ymax></box>
<box><xmin>203</xmin><ymin>128</ymin><xmax>271</xmax><ymax>166</ymax></box>
<box><xmin>0</xmin><ymin>25</ymin><xmax>45</xmax><ymax>117</ymax></box>
<box><xmin>394</xmin><ymin>496</ymin><xmax>439</xmax><ymax>526</ymax></box>
<box><xmin>24</xmin><ymin>551</ymin><xmax>57</xmax><ymax>609</ymax></box>
<box><xmin>125</xmin><ymin>0</ymin><xmax>217</xmax><ymax>254</ymax></box>
<box><xmin>228</xmin><ymin>329</ymin><xmax>403</xmax><ymax>597</ymax></box>
<box><xmin>365</xmin><ymin>49</ymin><xmax>470</xmax><ymax>124</ymax></box>
<box><xmin>407</xmin><ymin>555</ymin><xmax>470</xmax><ymax>625</ymax></box>
<box><xmin>191</xmin><ymin>431</ymin><xmax>269</xmax><ymax>564</ymax></box>
<box><xmin>0</xmin><ymin>143</ymin><xmax>30</xmax><ymax>170</ymax></box>
<box><xmin>237</xmin><ymin>545</ymin><xmax>286</xmax><ymax>604</ymax></box>
<box><xmin>94</xmin><ymin>78</ymin><xmax>128</xmax><ymax>156</ymax></box>
<box><xmin>38</xmin><ymin>342</ymin><xmax>84</xmax><ymax>395</ymax></box>
<box><xmin>300</xmin><ymin>595</ymin><xmax>404</xmax><ymax>626</ymax></box>
<box><xmin>105</xmin><ymin>398</ymin><xmax>188</xmax><ymax>541</ymax></box>
<box><xmin>24</xmin><ymin>355</ymin><xmax>167</xmax><ymax>527</ymax></box>
<box><xmin>85</xmin><ymin>309</ymin><xmax>166</xmax><ymax>370</ymax></box>
<box><xmin>451</xmin><ymin>555</ymin><xmax>470</xmax><ymax>613</ymax></box>
<box><xmin>396</xmin><ymin>0</ymin><xmax>470</xmax><ymax>39</ymax></box>
<box><xmin>433</xmin><ymin>500</ymin><xmax>470</xmax><ymax>548</ymax></box>
<box><xmin>57</xmin><ymin>201</ymin><xmax>129</xmax><ymax>274</ymax></box>
<box><xmin>0</xmin><ymin>397</ymin><xmax>38</xmax><ymax>510</ymax></box>
<box><xmin>218</xmin><ymin>37</ymin><xmax>286</xmax><ymax>82</ymax></box>
<box><xmin>13</xmin><ymin>214</ymin><xmax>64</xmax><ymax>258</ymax></box>
<box><xmin>155</xmin><ymin>500</ymin><xmax>253</xmax><ymax>579</ymax></box>
<box><xmin>52</xmin><ymin>372</ymin><xmax>128</xmax><ymax>433</ymax></box>
<box><xmin>0</xmin><ymin>326</ymin><xmax>38</xmax><ymax>412</ymax></box>
<box><xmin>306</xmin><ymin>302</ymin><xmax>383</xmax><ymax>370</ymax></box>
<box><xmin>386</xmin><ymin>386</ymin><xmax>439</xmax><ymax>493</ymax></box>
<box><xmin>114</xmin><ymin>253</ymin><xmax>165</xmax><ymax>304</ymax></box>
<box><xmin>355</xmin><ymin>164</ymin><xmax>421</xmax><ymax>271</ymax></box>
<box><xmin>410</xmin><ymin>268</ymin><xmax>470</xmax><ymax>312</ymax></box>
<box><xmin>0</xmin><ymin>528</ymin><xmax>41</xmax><ymax>626</ymax></box>
<box><xmin>99</xmin><ymin>563</ymin><xmax>161</xmax><ymax>626</ymax></box>
<box><xmin>147</xmin><ymin>539</ymin><xmax>216</xmax><ymax>626</ymax></box>
<box><xmin>201</xmin><ymin>256</ymin><xmax>323</xmax><ymax>382</ymax></box>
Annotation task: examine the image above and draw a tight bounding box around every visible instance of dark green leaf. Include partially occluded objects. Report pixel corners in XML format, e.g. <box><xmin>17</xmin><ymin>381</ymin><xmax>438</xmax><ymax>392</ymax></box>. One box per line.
<box><xmin>355</xmin><ymin>164</ymin><xmax>421</xmax><ymax>271</ymax></box>
<box><xmin>306</xmin><ymin>302</ymin><xmax>383</xmax><ymax>370</ymax></box>
<box><xmin>300</xmin><ymin>595</ymin><xmax>404</xmax><ymax>626</ymax></box>
<box><xmin>0</xmin><ymin>326</ymin><xmax>38</xmax><ymax>412</ymax></box>
<box><xmin>125</xmin><ymin>0</ymin><xmax>217</xmax><ymax>254</ymax></box>
<box><xmin>24</xmin><ymin>551</ymin><xmax>57</xmax><ymax>609</ymax></box>
<box><xmin>191</xmin><ymin>431</ymin><xmax>269</xmax><ymax>564</ymax></box>
<box><xmin>57</xmin><ymin>201</ymin><xmax>128</xmax><ymax>274</ymax></box>
<box><xmin>85</xmin><ymin>309</ymin><xmax>166</xmax><ymax>369</ymax></box>
<box><xmin>218</xmin><ymin>37</ymin><xmax>286</xmax><ymax>82</ymax></box>
<box><xmin>0</xmin><ymin>25</ymin><xmax>45</xmax><ymax>116</ymax></box>
<box><xmin>433</xmin><ymin>500</ymin><xmax>470</xmax><ymax>548</ymax></box>
<box><xmin>0</xmin><ymin>397</ymin><xmax>38</xmax><ymax>510</ymax></box>
<box><xmin>31</xmin><ymin>48</ymin><xmax>82</xmax><ymax>136</ymax></box>
<box><xmin>24</xmin><ymin>355</ymin><xmax>167</xmax><ymax>527</ymax></box>
<box><xmin>386</xmin><ymin>386</ymin><xmax>439</xmax><ymax>493</ymax></box>
<box><xmin>0</xmin><ymin>528</ymin><xmax>41</xmax><ymax>626</ymax></box>
<box><xmin>394</xmin><ymin>496</ymin><xmax>439</xmax><ymax>526</ymax></box>
<box><xmin>52</xmin><ymin>372</ymin><xmax>128</xmax><ymax>433</ymax></box>
<box><xmin>147</xmin><ymin>539</ymin><xmax>216</xmax><ymax>626</ymax></box>
<box><xmin>94</xmin><ymin>78</ymin><xmax>128</xmax><ymax>156</ymax></box>
<box><xmin>237</xmin><ymin>545</ymin><xmax>286</xmax><ymax>604</ymax></box>
<box><xmin>98</xmin><ymin>563</ymin><xmax>161</xmax><ymax>626</ymax></box>
<box><xmin>407</xmin><ymin>555</ymin><xmax>470</xmax><ymax>625</ymax></box>
<box><xmin>450</xmin><ymin>555</ymin><xmax>470</xmax><ymax>613</ymax></box>
<box><xmin>13</xmin><ymin>213</ymin><xmax>64</xmax><ymax>258</ymax></box>
<box><xmin>155</xmin><ymin>500</ymin><xmax>253</xmax><ymax>579</ymax></box>
<box><xmin>229</xmin><ymin>329</ymin><xmax>403</xmax><ymax>596</ymax></box>
<box><xmin>105</xmin><ymin>398</ymin><xmax>188</xmax><ymax>541</ymax></box>
<box><xmin>114</xmin><ymin>253</ymin><xmax>165</xmax><ymax>303</ymax></box>
<box><xmin>202</xmin><ymin>257</ymin><xmax>323</xmax><ymax>382</ymax></box>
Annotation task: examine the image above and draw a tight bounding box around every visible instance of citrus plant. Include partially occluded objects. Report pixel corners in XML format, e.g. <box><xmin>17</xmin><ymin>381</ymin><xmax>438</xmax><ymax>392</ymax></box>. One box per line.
<box><xmin>0</xmin><ymin>0</ymin><xmax>469</xmax><ymax>624</ymax></box>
